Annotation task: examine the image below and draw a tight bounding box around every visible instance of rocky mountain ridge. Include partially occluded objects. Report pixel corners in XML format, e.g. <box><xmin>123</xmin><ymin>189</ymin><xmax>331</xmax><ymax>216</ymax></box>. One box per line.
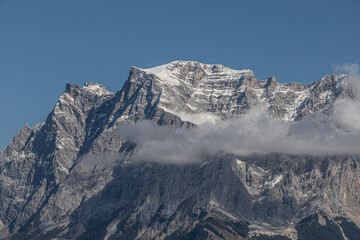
<box><xmin>0</xmin><ymin>61</ymin><xmax>359</xmax><ymax>240</ymax></box>
<box><xmin>130</xmin><ymin>61</ymin><xmax>351</xmax><ymax>121</ymax></box>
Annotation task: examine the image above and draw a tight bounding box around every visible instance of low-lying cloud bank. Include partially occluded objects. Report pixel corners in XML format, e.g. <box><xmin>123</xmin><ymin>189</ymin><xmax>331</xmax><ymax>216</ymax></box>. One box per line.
<box><xmin>116</xmin><ymin>64</ymin><xmax>360</xmax><ymax>164</ymax></box>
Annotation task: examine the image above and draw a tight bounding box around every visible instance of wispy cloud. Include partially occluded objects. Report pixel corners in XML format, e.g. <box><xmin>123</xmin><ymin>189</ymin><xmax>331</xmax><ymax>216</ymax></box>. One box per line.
<box><xmin>333</xmin><ymin>63</ymin><xmax>360</xmax><ymax>89</ymax></box>
<box><xmin>78</xmin><ymin>153</ymin><xmax>124</xmax><ymax>169</ymax></box>
<box><xmin>332</xmin><ymin>63</ymin><xmax>360</xmax><ymax>130</ymax></box>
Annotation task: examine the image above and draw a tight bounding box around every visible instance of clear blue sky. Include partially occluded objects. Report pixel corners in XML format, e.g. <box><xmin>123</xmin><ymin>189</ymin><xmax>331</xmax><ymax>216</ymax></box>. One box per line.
<box><xmin>0</xmin><ymin>0</ymin><xmax>359</xmax><ymax>150</ymax></box>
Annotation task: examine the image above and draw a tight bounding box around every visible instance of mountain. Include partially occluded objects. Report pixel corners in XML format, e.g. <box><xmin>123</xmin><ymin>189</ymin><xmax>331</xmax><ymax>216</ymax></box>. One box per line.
<box><xmin>1</xmin><ymin>60</ymin><xmax>359</xmax><ymax>240</ymax></box>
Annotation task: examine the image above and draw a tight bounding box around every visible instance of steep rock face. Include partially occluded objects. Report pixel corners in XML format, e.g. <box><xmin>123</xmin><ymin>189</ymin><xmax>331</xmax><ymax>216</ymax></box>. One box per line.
<box><xmin>131</xmin><ymin>61</ymin><xmax>351</xmax><ymax>121</ymax></box>
<box><xmin>0</xmin><ymin>61</ymin><xmax>359</xmax><ymax>239</ymax></box>
<box><xmin>7</xmin><ymin>154</ymin><xmax>359</xmax><ymax>240</ymax></box>
<box><xmin>0</xmin><ymin>83</ymin><xmax>115</xmax><ymax>237</ymax></box>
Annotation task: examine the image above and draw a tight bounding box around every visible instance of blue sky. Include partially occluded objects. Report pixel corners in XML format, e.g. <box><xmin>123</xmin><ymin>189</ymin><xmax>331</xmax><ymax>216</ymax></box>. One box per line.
<box><xmin>0</xmin><ymin>0</ymin><xmax>359</xmax><ymax>150</ymax></box>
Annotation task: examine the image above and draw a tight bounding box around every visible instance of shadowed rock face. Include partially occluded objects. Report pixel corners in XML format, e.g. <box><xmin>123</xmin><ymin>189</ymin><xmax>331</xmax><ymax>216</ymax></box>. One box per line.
<box><xmin>0</xmin><ymin>61</ymin><xmax>359</xmax><ymax>240</ymax></box>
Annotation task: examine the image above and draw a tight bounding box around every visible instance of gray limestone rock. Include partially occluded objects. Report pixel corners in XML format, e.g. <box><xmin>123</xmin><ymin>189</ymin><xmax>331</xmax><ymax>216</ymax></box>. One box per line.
<box><xmin>0</xmin><ymin>61</ymin><xmax>359</xmax><ymax>240</ymax></box>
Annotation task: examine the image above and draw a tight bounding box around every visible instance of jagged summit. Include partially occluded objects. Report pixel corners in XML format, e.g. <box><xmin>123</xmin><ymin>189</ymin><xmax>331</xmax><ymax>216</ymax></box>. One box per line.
<box><xmin>131</xmin><ymin>60</ymin><xmax>254</xmax><ymax>89</ymax></box>
<box><xmin>137</xmin><ymin>60</ymin><xmax>254</xmax><ymax>77</ymax></box>
<box><xmin>65</xmin><ymin>82</ymin><xmax>113</xmax><ymax>97</ymax></box>
<box><xmin>125</xmin><ymin>61</ymin><xmax>349</xmax><ymax>121</ymax></box>
<box><xmin>83</xmin><ymin>82</ymin><xmax>112</xmax><ymax>95</ymax></box>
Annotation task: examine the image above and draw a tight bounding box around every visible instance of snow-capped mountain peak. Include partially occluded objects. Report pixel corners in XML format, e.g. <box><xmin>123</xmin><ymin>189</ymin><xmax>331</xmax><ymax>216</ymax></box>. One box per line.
<box><xmin>0</xmin><ymin>61</ymin><xmax>358</xmax><ymax>240</ymax></box>
<box><xmin>127</xmin><ymin>61</ymin><xmax>350</xmax><ymax>121</ymax></box>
